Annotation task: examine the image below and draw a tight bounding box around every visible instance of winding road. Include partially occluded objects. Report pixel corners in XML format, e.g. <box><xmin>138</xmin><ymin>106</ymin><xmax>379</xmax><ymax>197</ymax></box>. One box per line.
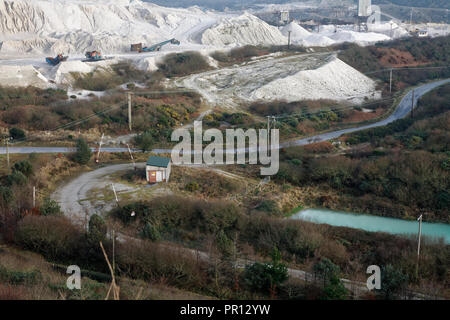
<box><xmin>1</xmin><ymin>78</ymin><xmax>449</xmax><ymax>155</ymax></box>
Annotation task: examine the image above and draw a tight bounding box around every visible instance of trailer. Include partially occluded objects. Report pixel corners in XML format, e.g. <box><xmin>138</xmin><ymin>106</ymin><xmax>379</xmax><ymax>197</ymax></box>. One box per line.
<box><xmin>45</xmin><ymin>54</ymin><xmax>68</xmax><ymax>66</ymax></box>
<box><xmin>132</xmin><ymin>38</ymin><xmax>180</xmax><ymax>53</ymax></box>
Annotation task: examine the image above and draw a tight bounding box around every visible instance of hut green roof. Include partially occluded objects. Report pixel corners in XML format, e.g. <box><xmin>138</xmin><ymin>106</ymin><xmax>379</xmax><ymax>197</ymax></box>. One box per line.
<box><xmin>146</xmin><ymin>156</ymin><xmax>171</xmax><ymax>168</ymax></box>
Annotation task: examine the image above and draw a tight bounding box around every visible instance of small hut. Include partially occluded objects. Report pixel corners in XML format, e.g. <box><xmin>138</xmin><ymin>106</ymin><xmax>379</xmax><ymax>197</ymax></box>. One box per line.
<box><xmin>146</xmin><ymin>156</ymin><xmax>171</xmax><ymax>183</ymax></box>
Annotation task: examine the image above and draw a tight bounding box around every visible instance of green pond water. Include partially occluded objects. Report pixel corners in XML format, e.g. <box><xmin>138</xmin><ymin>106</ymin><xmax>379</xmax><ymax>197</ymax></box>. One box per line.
<box><xmin>291</xmin><ymin>209</ymin><xmax>450</xmax><ymax>244</ymax></box>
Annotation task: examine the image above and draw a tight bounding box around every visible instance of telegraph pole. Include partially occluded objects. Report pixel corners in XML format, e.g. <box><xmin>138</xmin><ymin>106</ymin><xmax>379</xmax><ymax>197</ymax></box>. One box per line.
<box><xmin>4</xmin><ymin>138</ymin><xmax>10</xmax><ymax>174</ymax></box>
<box><xmin>126</xmin><ymin>143</ymin><xmax>136</xmax><ymax>171</ymax></box>
<box><xmin>287</xmin><ymin>31</ymin><xmax>291</xmax><ymax>50</ymax></box>
<box><xmin>389</xmin><ymin>69</ymin><xmax>393</xmax><ymax>93</ymax></box>
<box><xmin>95</xmin><ymin>133</ymin><xmax>104</xmax><ymax>163</ymax></box>
<box><xmin>32</xmin><ymin>186</ymin><xmax>36</xmax><ymax>208</ymax></box>
<box><xmin>411</xmin><ymin>89</ymin><xmax>415</xmax><ymax>118</ymax></box>
<box><xmin>127</xmin><ymin>92</ymin><xmax>132</xmax><ymax>131</ymax></box>
<box><xmin>416</xmin><ymin>214</ymin><xmax>423</xmax><ymax>278</ymax></box>
<box><xmin>111</xmin><ymin>183</ymin><xmax>119</xmax><ymax>206</ymax></box>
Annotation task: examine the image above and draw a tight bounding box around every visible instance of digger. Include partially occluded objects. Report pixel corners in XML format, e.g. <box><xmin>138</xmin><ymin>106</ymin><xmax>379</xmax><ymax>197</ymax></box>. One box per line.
<box><xmin>45</xmin><ymin>54</ymin><xmax>68</xmax><ymax>66</ymax></box>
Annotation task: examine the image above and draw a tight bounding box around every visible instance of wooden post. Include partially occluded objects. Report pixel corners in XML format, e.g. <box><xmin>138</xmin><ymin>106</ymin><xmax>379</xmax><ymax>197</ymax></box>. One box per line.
<box><xmin>32</xmin><ymin>186</ymin><xmax>36</xmax><ymax>208</ymax></box>
<box><xmin>127</xmin><ymin>92</ymin><xmax>132</xmax><ymax>131</ymax></box>
<box><xmin>5</xmin><ymin>138</ymin><xmax>10</xmax><ymax>174</ymax></box>
<box><xmin>126</xmin><ymin>144</ymin><xmax>136</xmax><ymax>170</ymax></box>
<box><xmin>111</xmin><ymin>183</ymin><xmax>119</xmax><ymax>205</ymax></box>
<box><xmin>415</xmin><ymin>214</ymin><xmax>423</xmax><ymax>278</ymax></box>
<box><xmin>287</xmin><ymin>31</ymin><xmax>291</xmax><ymax>50</ymax></box>
<box><xmin>389</xmin><ymin>69</ymin><xmax>393</xmax><ymax>93</ymax></box>
<box><xmin>411</xmin><ymin>89</ymin><xmax>415</xmax><ymax>119</ymax></box>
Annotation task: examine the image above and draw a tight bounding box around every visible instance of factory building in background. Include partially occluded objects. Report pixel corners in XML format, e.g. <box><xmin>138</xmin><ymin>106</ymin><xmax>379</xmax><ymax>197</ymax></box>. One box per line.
<box><xmin>358</xmin><ymin>0</ymin><xmax>372</xmax><ymax>17</ymax></box>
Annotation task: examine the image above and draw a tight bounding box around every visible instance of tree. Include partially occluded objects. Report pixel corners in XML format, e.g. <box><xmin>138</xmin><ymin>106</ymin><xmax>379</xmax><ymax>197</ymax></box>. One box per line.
<box><xmin>7</xmin><ymin>171</ymin><xmax>27</xmax><ymax>186</ymax></box>
<box><xmin>313</xmin><ymin>258</ymin><xmax>347</xmax><ymax>300</ymax></box>
<box><xmin>88</xmin><ymin>214</ymin><xmax>107</xmax><ymax>242</ymax></box>
<box><xmin>40</xmin><ymin>198</ymin><xmax>62</xmax><ymax>216</ymax></box>
<box><xmin>0</xmin><ymin>186</ymin><xmax>14</xmax><ymax>206</ymax></box>
<box><xmin>73</xmin><ymin>138</ymin><xmax>92</xmax><ymax>165</ymax></box>
<box><xmin>12</xmin><ymin>160</ymin><xmax>33</xmax><ymax>177</ymax></box>
<box><xmin>242</xmin><ymin>247</ymin><xmax>288</xmax><ymax>295</ymax></box>
<box><xmin>378</xmin><ymin>265</ymin><xmax>409</xmax><ymax>300</ymax></box>
<box><xmin>141</xmin><ymin>222</ymin><xmax>161</xmax><ymax>242</ymax></box>
<box><xmin>134</xmin><ymin>131</ymin><xmax>154</xmax><ymax>152</ymax></box>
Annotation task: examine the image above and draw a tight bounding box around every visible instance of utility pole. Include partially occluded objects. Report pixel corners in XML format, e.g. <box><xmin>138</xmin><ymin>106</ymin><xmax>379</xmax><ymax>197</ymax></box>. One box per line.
<box><xmin>4</xmin><ymin>137</ymin><xmax>10</xmax><ymax>174</ymax></box>
<box><xmin>410</xmin><ymin>9</ymin><xmax>413</xmax><ymax>30</ymax></box>
<box><xmin>411</xmin><ymin>89</ymin><xmax>415</xmax><ymax>119</ymax></box>
<box><xmin>111</xmin><ymin>183</ymin><xmax>119</xmax><ymax>206</ymax></box>
<box><xmin>95</xmin><ymin>133</ymin><xmax>104</xmax><ymax>163</ymax></box>
<box><xmin>416</xmin><ymin>214</ymin><xmax>423</xmax><ymax>278</ymax></box>
<box><xmin>389</xmin><ymin>69</ymin><xmax>393</xmax><ymax>93</ymax></box>
<box><xmin>32</xmin><ymin>186</ymin><xmax>36</xmax><ymax>208</ymax></box>
<box><xmin>127</xmin><ymin>92</ymin><xmax>132</xmax><ymax>131</ymax></box>
<box><xmin>287</xmin><ymin>30</ymin><xmax>291</xmax><ymax>50</ymax></box>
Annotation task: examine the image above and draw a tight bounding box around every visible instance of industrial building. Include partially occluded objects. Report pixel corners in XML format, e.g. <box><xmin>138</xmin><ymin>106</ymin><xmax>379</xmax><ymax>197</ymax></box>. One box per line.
<box><xmin>358</xmin><ymin>0</ymin><xmax>372</xmax><ymax>17</ymax></box>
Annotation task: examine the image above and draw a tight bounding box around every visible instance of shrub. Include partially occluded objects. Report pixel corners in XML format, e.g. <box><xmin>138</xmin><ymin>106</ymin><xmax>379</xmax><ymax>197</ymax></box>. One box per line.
<box><xmin>40</xmin><ymin>198</ymin><xmax>62</xmax><ymax>216</ymax></box>
<box><xmin>242</xmin><ymin>248</ymin><xmax>288</xmax><ymax>295</ymax></box>
<box><xmin>12</xmin><ymin>160</ymin><xmax>33</xmax><ymax>177</ymax></box>
<box><xmin>88</xmin><ymin>214</ymin><xmax>107</xmax><ymax>243</ymax></box>
<box><xmin>185</xmin><ymin>181</ymin><xmax>199</xmax><ymax>192</ymax></box>
<box><xmin>73</xmin><ymin>138</ymin><xmax>92</xmax><ymax>165</ymax></box>
<box><xmin>157</xmin><ymin>52</ymin><xmax>209</xmax><ymax>77</ymax></box>
<box><xmin>15</xmin><ymin>216</ymin><xmax>83</xmax><ymax>261</ymax></box>
<box><xmin>9</xmin><ymin>127</ymin><xmax>25</xmax><ymax>140</ymax></box>
<box><xmin>0</xmin><ymin>187</ymin><xmax>14</xmax><ymax>206</ymax></box>
<box><xmin>133</xmin><ymin>132</ymin><xmax>154</xmax><ymax>152</ymax></box>
<box><xmin>7</xmin><ymin>171</ymin><xmax>27</xmax><ymax>186</ymax></box>
<box><xmin>377</xmin><ymin>265</ymin><xmax>409</xmax><ymax>300</ymax></box>
<box><xmin>140</xmin><ymin>222</ymin><xmax>161</xmax><ymax>242</ymax></box>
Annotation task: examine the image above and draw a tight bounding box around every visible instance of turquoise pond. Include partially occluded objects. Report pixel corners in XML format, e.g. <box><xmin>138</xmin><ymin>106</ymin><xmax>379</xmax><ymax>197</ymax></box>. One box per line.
<box><xmin>291</xmin><ymin>209</ymin><xmax>450</xmax><ymax>244</ymax></box>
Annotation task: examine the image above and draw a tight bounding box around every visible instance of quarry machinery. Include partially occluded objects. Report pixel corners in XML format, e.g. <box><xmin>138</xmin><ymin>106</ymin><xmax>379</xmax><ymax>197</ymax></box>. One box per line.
<box><xmin>45</xmin><ymin>54</ymin><xmax>68</xmax><ymax>66</ymax></box>
<box><xmin>83</xmin><ymin>50</ymin><xmax>105</xmax><ymax>62</ymax></box>
<box><xmin>130</xmin><ymin>38</ymin><xmax>180</xmax><ymax>53</ymax></box>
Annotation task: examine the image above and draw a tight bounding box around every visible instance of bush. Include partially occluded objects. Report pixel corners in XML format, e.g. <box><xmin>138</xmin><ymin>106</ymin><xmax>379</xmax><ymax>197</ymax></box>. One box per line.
<box><xmin>242</xmin><ymin>248</ymin><xmax>288</xmax><ymax>295</ymax></box>
<box><xmin>40</xmin><ymin>198</ymin><xmax>62</xmax><ymax>216</ymax></box>
<box><xmin>73</xmin><ymin>138</ymin><xmax>92</xmax><ymax>165</ymax></box>
<box><xmin>88</xmin><ymin>214</ymin><xmax>107</xmax><ymax>243</ymax></box>
<box><xmin>157</xmin><ymin>52</ymin><xmax>209</xmax><ymax>77</ymax></box>
<box><xmin>134</xmin><ymin>131</ymin><xmax>154</xmax><ymax>152</ymax></box>
<box><xmin>12</xmin><ymin>160</ymin><xmax>33</xmax><ymax>177</ymax></box>
<box><xmin>14</xmin><ymin>216</ymin><xmax>83</xmax><ymax>261</ymax></box>
<box><xmin>9</xmin><ymin>127</ymin><xmax>25</xmax><ymax>140</ymax></box>
<box><xmin>140</xmin><ymin>222</ymin><xmax>161</xmax><ymax>242</ymax></box>
<box><xmin>7</xmin><ymin>171</ymin><xmax>27</xmax><ymax>186</ymax></box>
<box><xmin>377</xmin><ymin>265</ymin><xmax>409</xmax><ymax>300</ymax></box>
<box><xmin>0</xmin><ymin>186</ymin><xmax>14</xmax><ymax>206</ymax></box>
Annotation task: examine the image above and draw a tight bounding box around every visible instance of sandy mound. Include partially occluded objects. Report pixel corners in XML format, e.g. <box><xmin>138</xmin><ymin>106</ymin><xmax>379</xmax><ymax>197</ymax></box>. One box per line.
<box><xmin>201</xmin><ymin>13</ymin><xmax>287</xmax><ymax>47</ymax></box>
<box><xmin>330</xmin><ymin>31</ymin><xmax>391</xmax><ymax>45</ymax></box>
<box><xmin>281</xmin><ymin>22</ymin><xmax>311</xmax><ymax>40</ymax></box>
<box><xmin>251</xmin><ymin>56</ymin><xmax>380</xmax><ymax>103</ymax></box>
<box><xmin>0</xmin><ymin>65</ymin><xmax>49</xmax><ymax>88</ymax></box>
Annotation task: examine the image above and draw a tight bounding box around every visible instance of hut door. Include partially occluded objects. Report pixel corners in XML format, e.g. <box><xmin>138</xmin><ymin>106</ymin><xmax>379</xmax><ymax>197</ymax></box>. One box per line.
<box><xmin>149</xmin><ymin>171</ymin><xmax>157</xmax><ymax>183</ymax></box>
<box><xmin>156</xmin><ymin>171</ymin><xmax>162</xmax><ymax>182</ymax></box>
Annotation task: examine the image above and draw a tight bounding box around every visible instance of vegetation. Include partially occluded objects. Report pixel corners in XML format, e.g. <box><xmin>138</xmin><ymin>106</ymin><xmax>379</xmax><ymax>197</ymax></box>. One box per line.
<box><xmin>157</xmin><ymin>52</ymin><xmax>210</xmax><ymax>77</ymax></box>
<box><xmin>72</xmin><ymin>138</ymin><xmax>92</xmax><ymax>165</ymax></box>
<box><xmin>275</xmin><ymin>85</ymin><xmax>450</xmax><ymax>222</ymax></box>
